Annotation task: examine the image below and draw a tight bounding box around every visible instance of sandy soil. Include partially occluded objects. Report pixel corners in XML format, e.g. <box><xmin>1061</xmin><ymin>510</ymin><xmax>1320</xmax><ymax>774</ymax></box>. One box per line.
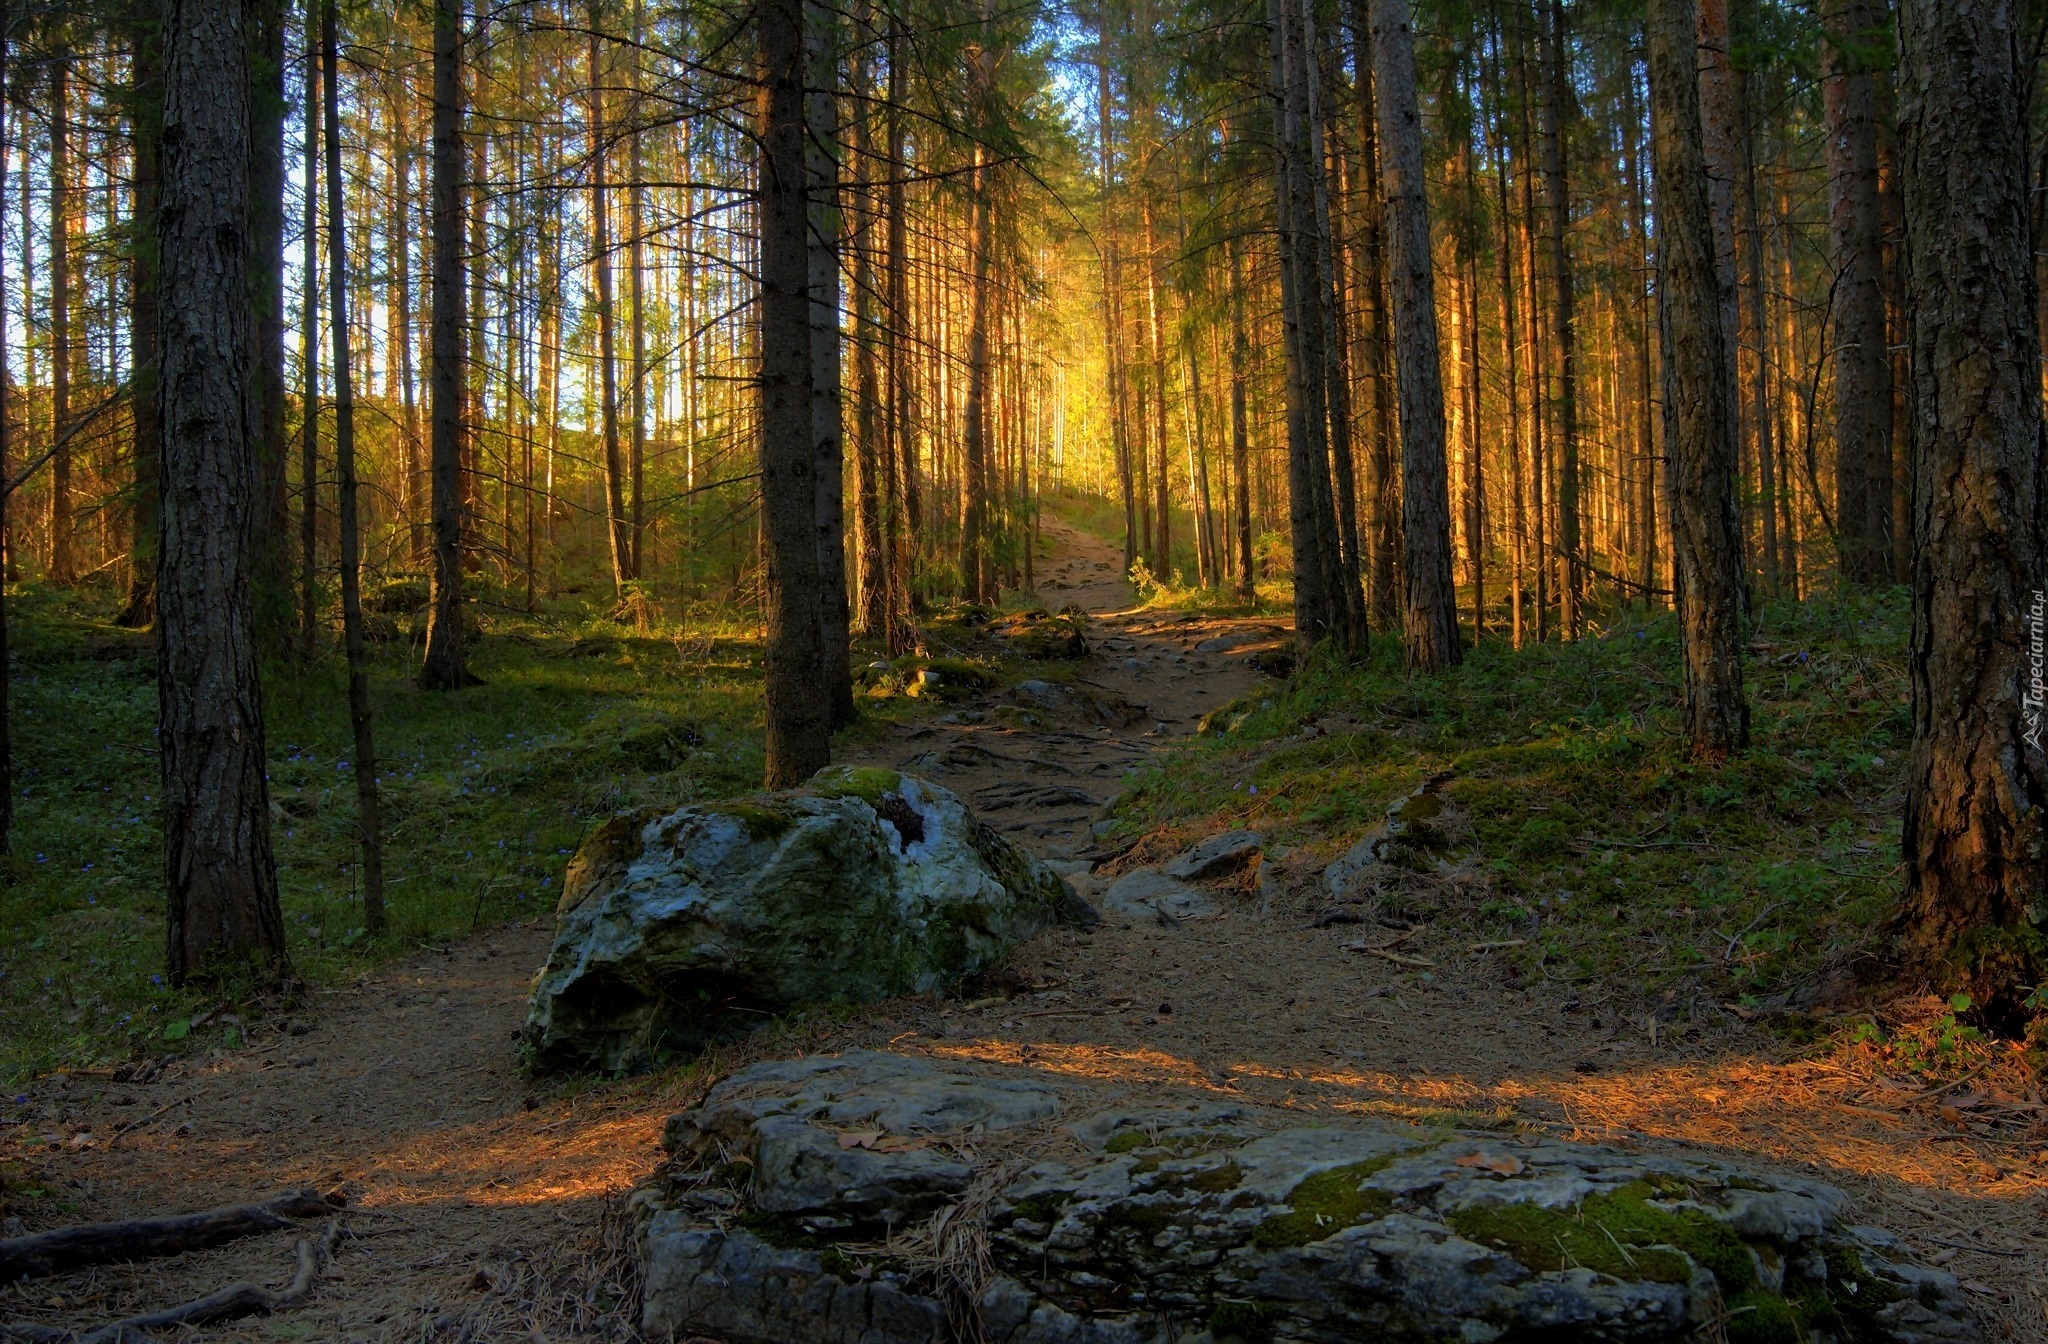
<box><xmin>3</xmin><ymin>522</ymin><xmax>2044</xmax><ymax>1342</ymax></box>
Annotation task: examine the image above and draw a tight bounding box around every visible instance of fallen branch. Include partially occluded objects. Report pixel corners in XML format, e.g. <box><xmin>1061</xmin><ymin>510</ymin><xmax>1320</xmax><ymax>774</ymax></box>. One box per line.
<box><xmin>1</xmin><ymin>1221</ymin><xmax>337</xmax><ymax>1344</ymax></box>
<box><xmin>0</xmin><ymin>1190</ymin><xmax>338</xmax><ymax>1281</ymax></box>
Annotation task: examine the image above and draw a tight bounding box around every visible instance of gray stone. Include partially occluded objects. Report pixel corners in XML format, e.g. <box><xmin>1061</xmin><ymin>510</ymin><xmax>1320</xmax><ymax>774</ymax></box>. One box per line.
<box><xmin>638</xmin><ymin>1052</ymin><xmax>1980</xmax><ymax>1344</ymax></box>
<box><xmin>1015</xmin><ymin>679</ymin><xmax>1067</xmax><ymax>708</ymax></box>
<box><xmin>1097</xmin><ymin>869</ymin><xmax>1218</xmax><ymax>925</ymax></box>
<box><xmin>1162</xmin><ymin>830</ymin><xmax>1263</xmax><ymax>881</ymax></box>
<box><xmin>522</xmin><ymin>770</ymin><xmax>1093</xmax><ymax>1072</ymax></box>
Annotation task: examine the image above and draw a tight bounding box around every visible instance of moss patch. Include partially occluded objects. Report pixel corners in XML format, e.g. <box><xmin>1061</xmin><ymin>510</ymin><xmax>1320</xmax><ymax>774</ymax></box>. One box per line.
<box><xmin>1104</xmin><ymin>1129</ymin><xmax>1150</xmax><ymax>1155</ymax></box>
<box><xmin>1445</xmin><ymin>1181</ymin><xmax>1755</xmax><ymax>1290</ymax></box>
<box><xmin>1251</xmin><ymin>1156</ymin><xmax>1400</xmax><ymax>1248</ymax></box>
<box><xmin>706</xmin><ymin>801</ymin><xmax>800</xmax><ymax>842</ymax></box>
<box><xmin>809</xmin><ymin>766</ymin><xmax>904</xmax><ymax>807</ymax></box>
<box><xmin>1208</xmin><ymin>1299</ymin><xmax>1282</xmax><ymax>1344</ymax></box>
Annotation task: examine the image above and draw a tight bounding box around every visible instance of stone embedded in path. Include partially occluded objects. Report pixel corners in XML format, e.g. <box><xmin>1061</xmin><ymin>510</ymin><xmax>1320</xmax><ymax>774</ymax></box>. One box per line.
<box><xmin>1162</xmin><ymin>829</ymin><xmax>1263</xmax><ymax>881</ymax></box>
<box><xmin>635</xmin><ymin>1051</ymin><xmax>1979</xmax><ymax>1344</ymax></box>
<box><xmin>1097</xmin><ymin>868</ymin><xmax>1218</xmax><ymax>926</ymax></box>
<box><xmin>521</xmin><ymin>769</ymin><xmax>1096</xmax><ymax>1072</ymax></box>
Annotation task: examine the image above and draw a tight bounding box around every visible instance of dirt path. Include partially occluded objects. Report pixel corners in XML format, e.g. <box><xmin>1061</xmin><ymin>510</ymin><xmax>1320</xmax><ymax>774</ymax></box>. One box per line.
<box><xmin>5</xmin><ymin>522</ymin><xmax>2043</xmax><ymax>1341</ymax></box>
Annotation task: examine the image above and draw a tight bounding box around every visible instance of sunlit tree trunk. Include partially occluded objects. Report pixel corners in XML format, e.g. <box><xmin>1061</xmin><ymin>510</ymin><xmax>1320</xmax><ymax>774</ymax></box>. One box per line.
<box><xmin>1371</xmin><ymin>0</ymin><xmax>1459</xmax><ymax>670</ymax></box>
<box><xmin>589</xmin><ymin>28</ymin><xmax>628</xmax><ymax>593</ymax></box>
<box><xmin>1228</xmin><ymin>230</ymin><xmax>1255</xmax><ymax>601</ymax></box>
<box><xmin>48</xmin><ymin>52</ymin><xmax>72</xmax><ymax>585</ymax></box>
<box><xmin>809</xmin><ymin>0</ymin><xmax>853</xmax><ymax>725</ymax></box>
<box><xmin>1649</xmin><ymin>0</ymin><xmax>1747</xmax><ymax>758</ymax></box>
<box><xmin>1538</xmin><ymin>0</ymin><xmax>1581</xmax><ymax>635</ymax></box>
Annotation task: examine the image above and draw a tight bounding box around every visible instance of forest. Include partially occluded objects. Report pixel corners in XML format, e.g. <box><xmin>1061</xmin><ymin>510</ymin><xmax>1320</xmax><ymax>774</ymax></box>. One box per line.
<box><xmin>0</xmin><ymin>0</ymin><xmax>2044</xmax><ymax>1338</ymax></box>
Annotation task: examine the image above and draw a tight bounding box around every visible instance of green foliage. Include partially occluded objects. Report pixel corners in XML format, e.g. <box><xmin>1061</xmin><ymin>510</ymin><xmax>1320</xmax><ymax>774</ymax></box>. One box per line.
<box><xmin>1113</xmin><ymin>590</ymin><xmax>1914</xmax><ymax>1000</ymax></box>
<box><xmin>0</xmin><ymin>584</ymin><xmax>788</xmax><ymax>1084</ymax></box>
<box><xmin>1446</xmin><ymin>1180</ymin><xmax>1754</xmax><ymax>1289</ymax></box>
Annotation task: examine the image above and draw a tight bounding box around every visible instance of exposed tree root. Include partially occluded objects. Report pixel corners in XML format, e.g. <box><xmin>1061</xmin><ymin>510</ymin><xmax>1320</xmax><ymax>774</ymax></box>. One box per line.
<box><xmin>0</xmin><ymin>1190</ymin><xmax>338</xmax><ymax>1281</ymax></box>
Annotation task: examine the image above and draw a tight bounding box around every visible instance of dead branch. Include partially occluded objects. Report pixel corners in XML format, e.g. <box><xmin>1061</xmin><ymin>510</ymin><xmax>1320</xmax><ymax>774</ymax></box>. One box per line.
<box><xmin>0</xmin><ymin>1191</ymin><xmax>338</xmax><ymax>1281</ymax></box>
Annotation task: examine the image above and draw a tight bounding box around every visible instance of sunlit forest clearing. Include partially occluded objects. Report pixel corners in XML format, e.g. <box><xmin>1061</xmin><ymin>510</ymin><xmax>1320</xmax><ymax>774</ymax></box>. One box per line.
<box><xmin>0</xmin><ymin>0</ymin><xmax>2045</xmax><ymax>1338</ymax></box>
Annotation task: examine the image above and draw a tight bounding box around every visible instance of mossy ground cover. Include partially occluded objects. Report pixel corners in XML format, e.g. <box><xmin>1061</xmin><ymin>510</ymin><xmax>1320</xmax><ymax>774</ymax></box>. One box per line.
<box><xmin>1111</xmin><ymin>589</ymin><xmax>1916</xmax><ymax>1017</ymax></box>
<box><xmin>0</xmin><ymin>580</ymin><xmax>950</xmax><ymax>1086</ymax></box>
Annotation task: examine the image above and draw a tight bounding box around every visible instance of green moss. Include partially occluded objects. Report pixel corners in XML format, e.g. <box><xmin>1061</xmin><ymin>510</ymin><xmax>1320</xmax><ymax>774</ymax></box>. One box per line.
<box><xmin>1445</xmin><ymin>1182</ymin><xmax>1755</xmax><ymax>1291</ymax></box>
<box><xmin>707</xmin><ymin>801</ymin><xmax>799</xmax><ymax>842</ymax></box>
<box><xmin>1208</xmin><ymin>1299</ymin><xmax>1281</xmax><ymax>1344</ymax></box>
<box><xmin>1104</xmin><ymin>1130</ymin><xmax>1150</xmax><ymax>1154</ymax></box>
<box><xmin>740</xmin><ymin>1210</ymin><xmax>842</xmax><ymax>1250</ymax></box>
<box><xmin>1101</xmin><ymin>1200</ymin><xmax>1177</xmax><ymax>1236</ymax></box>
<box><xmin>1250</xmin><ymin>1157</ymin><xmax>1400</xmax><ymax>1249</ymax></box>
<box><xmin>1007</xmin><ymin>1192</ymin><xmax>1067</xmax><ymax>1225</ymax></box>
<box><xmin>809</xmin><ymin>766</ymin><xmax>903</xmax><ymax>806</ymax></box>
<box><xmin>1724</xmin><ymin>1289</ymin><xmax>1802</xmax><ymax>1344</ymax></box>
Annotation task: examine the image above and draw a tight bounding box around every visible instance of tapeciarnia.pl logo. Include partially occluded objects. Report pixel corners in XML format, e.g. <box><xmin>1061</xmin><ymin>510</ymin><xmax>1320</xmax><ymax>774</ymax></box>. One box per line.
<box><xmin>2026</xmin><ymin>590</ymin><xmax>2044</xmax><ymax>753</ymax></box>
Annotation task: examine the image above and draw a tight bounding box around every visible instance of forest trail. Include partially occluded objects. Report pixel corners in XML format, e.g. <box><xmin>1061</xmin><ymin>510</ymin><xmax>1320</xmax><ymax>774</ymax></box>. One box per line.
<box><xmin>5</xmin><ymin>524</ymin><xmax>2043</xmax><ymax>1340</ymax></box>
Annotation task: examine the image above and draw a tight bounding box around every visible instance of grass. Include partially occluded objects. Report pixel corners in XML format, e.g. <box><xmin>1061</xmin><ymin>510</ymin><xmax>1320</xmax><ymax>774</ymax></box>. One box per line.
<box><xmin>1110</xmin><ymin>587</ymin><xmax>1917</xmax><ymax>1012</ymax></box>
<box><xmin>0</xmin><ymin>578</ymin><xmax>947</xmax><ymax>1087</ymax></box>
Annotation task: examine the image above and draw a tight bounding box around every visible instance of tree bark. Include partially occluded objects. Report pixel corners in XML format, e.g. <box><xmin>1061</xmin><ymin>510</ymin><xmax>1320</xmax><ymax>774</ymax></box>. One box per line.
<box><xmin>589</xmin><ymin>27</ymin><xmax>629</xmax><ymax>593</ymax></box>
<box><xmin>760</xmin><ymin>0</ymin><xmax>831</xmax><ymax>786</ymax></box>
<box><xmin>809</xmin><ymin>0</ymin><xmax>853</xmax><ymax>725</ymax></box>
<box><xmin>1537</xmin><ymin>0</ymin><xmax>1581</xmax><ymax>635</ymax></box>
<box><xmin>1824</xmin><ymin>0</ymin><xmax>1894</xmax><ymax>583</ymax></box>
<box><xmin>1346</xmin><ymin>0</ymin><xmax>1399</xmax><ymax>634</ymax></box>
<box><xmin>0</xmin><ymin>0</ymin><xmax>11</xmax><ymax>852</ymax></box>
<box><xmin>1648</xmin><ymin>0</ymin><xmax>1748</xmax><ymax>759</ymax></box>
<box><xmin>627</xmin><ymin>0</ymin><xmax>649</xmax><ymax>582</ymax></box>
<box><xmin>419</xmin><ymin>0</ymin><xmax>472</xmax><ymax>690</ymax></box>
<box><xmin>48</xmin><ymin>52</ymin><xmax>72</xmax><ymax>585</ymax></box>
<box><xmin>157</xmin><ymin>0</ymin><xmax>289</xmax><ymax>985</ymax></box>
<box><xmin>298</xmin><ymin>31</ymin><xmax>319</xmax><ymax>661</ymax></box>
<box><xmin>249</xmin><ymin>0</ymin><xmax>288</xmax><ymax>642</ymax></box>
<box><xmin>1228</xmin><ymin>230</ymin><xmax>1255</xmax><ymax>601</ymax></box>
<box><xmin>322</xmin><ymin>0</ymin><xmax>384</xmax><ymax>933</ymax></box>
<box><xmin>1370</xmin><ymin>0</ymin><xmax>1460</xmax><ymax>670</ymax></box>
<box><xmin>119</xmin><ymin>8</ymin><xmax>162</xmax><ymax>629</ymax></box>
<box><xmin>1895</xmin><ymin>0</ymin><xmax>2048</xmax><ymax>1025</ymax></box>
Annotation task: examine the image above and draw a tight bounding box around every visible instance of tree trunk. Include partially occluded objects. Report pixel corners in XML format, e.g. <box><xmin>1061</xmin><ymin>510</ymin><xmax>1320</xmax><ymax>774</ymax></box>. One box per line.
<box><xmin>627</xmin><ymin>0</ymin><xmax>648</xmax><ymax>582</ymax></box>
<box><xmin>48</xmin><ymin>52</ymin><xmax>72</xmax><ymax>585</ymax></box>
<box><xmin>157</xmin><ymin>0</ymin><xmax>288</xmax><ymax>985</ymax></box>
<box><xmin>1346</xmin><ymin>0</ymin><xmax>1397</xmax><ymax>633</ymax></box>
<box><xmin>809</xmin><ymin>0</ymin><xmax>853</xmax><ymax>726</ymax></box>
<box><xmin>322</xmin><ymin>0</ymin><xmax>383</xmax><ymax>933</ymax></box>
<box><xmin>1895</xmin><ymin>0</ymin><xmax>2048</xmax><ymax>1026</ymax></box>
<box><xmin>1229</xmin><ymin>231</ymin><xmax>1255</xmax><ymax>601</ymax></box>
<box><xmin>884</xmin><ymin>14</ymin><xmax>914</xmax><ymax>650</ymax></box>
<box><xmin>0</xmin><ymin>0</ymin><xmax>11</xmax><ymax>851</ymax></box>
<box><xmin>298</xmin><ymin>33</ymin><xmax>319</xmax><ymax>661</ymax></box>
<box><xmin>1371</xmin><ymin>0</ymin><xmax>1460</xmax><ymax>670</ymax></box>
<box><xmin>1648</xmin><ymin>0</ymin><xmax>1748</xmax><ymax>759</ymax></box>
<box><xmin>419</xmin><ymin>0</ymin><xmax>472</xmax><ymax>690</ymax></box>
<box><xmin>1537</xmin><ymin>0</ymin><xmax>1581</xmax><ymax>636</ymax></box>
<box><xmin>1824</xmin><ymin>0</ymin><xmax>1894</xmax><ymax>584</ymax></box>
<box><xmin>760</xmin><ymin>0</ymin><xmax>831</xmax><ymax>786</ymax></box>
<box><xmin>851</xmin><ymin>12</ymin><xmax>886</xmax><ymax>636</ymax></box>
<box><xmin>589</xmin><ymin>28</ymin><xmax>628</xmax><ymax>593</ymax></box>
<box><xmin>250</xmin><ymin>0</ymin><xmax>288</xmax><ymax>642</ymax></box>
<box><xmin>119</xmin><ymin>10</ymin><xmax>162</xmax><ymax>630</ymax></box>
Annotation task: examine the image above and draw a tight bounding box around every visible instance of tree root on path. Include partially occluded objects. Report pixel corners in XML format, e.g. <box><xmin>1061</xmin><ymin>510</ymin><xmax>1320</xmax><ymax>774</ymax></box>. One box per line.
<box><xmin>1</xmin><ymin>1219</ymin><xmax>340</xmax><ymax>1344</ymax></box>
<box><xmin>0</xmin><ymin>1190</ymin><xmax>340</xmax><ymax>1281</ymax></box>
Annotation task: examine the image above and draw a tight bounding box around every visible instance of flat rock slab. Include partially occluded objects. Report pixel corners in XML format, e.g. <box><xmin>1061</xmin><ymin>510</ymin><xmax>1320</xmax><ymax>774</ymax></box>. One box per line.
<box><xmin>637</xmin><ymin>1052</ymin><xmax>1978</xmax><ymax>1344</ymax></box>
<box><xmin>1097</xmin><ymin>869</ymin><xmax>1218</xmax><ymax>925</ymax></box>
<box><xmin>1162</xmin><ymin>831</ymin><xmax>1263</xmax><ymax>881</ymax></box>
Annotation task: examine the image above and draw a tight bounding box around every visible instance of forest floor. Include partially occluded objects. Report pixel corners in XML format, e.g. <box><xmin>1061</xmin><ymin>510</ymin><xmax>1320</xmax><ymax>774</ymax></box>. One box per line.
<box><xmin>3</xmin><ymin>521</ymin><xmax>2047</xmax><ymax>1341</ymax></box>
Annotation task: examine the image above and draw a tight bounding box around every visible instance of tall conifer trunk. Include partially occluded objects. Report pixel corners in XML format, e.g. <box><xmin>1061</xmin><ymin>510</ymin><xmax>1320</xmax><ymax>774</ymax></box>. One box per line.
<box><xmin>419</xmin><ymin>0</ymin><xmax>472</xmax><ymax>689</ymax></box>
<box><xmin>1370</xmin><ymin>0</ymin><xmax>1459</xmax><ymax>670</ymax></box>
<box><xmin>1895</xmin><ymin>0</ymin><xmax>2047</xmax><ymax>1025</ymax></box>
<box><xmin>1648</xmin><ymin>0</ymin><xmax>1747</xmax><ymax>758</ymax></box>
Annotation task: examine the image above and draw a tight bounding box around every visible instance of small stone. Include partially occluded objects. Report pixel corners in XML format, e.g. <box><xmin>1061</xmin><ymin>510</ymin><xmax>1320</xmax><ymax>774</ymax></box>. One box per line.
<box><xmin>1162</xmin><ymin>830</ymin><xmax>1263</xmax><ymax>881</ymax></box>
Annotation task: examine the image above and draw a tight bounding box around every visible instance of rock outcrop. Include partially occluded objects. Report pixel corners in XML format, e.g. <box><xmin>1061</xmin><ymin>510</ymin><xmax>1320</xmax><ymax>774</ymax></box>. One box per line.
<box><xmin>522</xmin><ymin>770</ymin><xmax>1095</xmax><ymax>1072</ymax></box>
<box><xmin>636</xmin><ymin>1052</ymin><xmax>1979</xmax><ymax>1344</ymax></box>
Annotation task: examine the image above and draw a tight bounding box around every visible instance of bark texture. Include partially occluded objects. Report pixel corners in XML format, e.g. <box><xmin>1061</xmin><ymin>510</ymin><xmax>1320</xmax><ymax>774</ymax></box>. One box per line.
<box><xmin>1648</xmin><ymin>0</ymin><xmax>1748</xmax><ymax>759</ymax></box>
<box><xmin>420</xmin><ymin>0</ymin><xmax>472</xmax><ymax>689</ymax></box>
<box><xmin>1895</xmin><ymin>0</ymin><xmax>2048</xmax><ymax>1025</ymax></box>
<box><xmin>1370</xmin><ymin>0</ymin><xmax>1459</xmax><ymax>670</ymax></box>
<box><xmin>156</xmin><ymin>0</ymin><xmax>288</xmax><ymax>984</ymax></box>
<box><xmin>759</xmin><ymin>0</ymin><xmax>831</xmax><ymax>787</ymax></box>
<box><xmin>1824</xmin><ymin>0</ymin><xmax>1894</xmax><ymax>583</ymax></box>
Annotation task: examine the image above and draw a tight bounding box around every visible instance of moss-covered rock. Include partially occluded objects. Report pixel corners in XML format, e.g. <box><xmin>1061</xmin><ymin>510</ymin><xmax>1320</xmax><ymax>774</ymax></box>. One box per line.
<box><xmin>523</xmin><ymin>772</ymin><xmax>1095</xmax><ymax>1072</ymax></box>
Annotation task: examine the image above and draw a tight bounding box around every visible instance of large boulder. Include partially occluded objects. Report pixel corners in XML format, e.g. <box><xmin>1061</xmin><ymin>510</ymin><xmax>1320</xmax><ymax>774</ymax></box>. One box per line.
<box><xmin>636</xmin><ymin>1052</ymin><xmax>1979</xmax><ymax>1344</ymax></box>
<box><xmin>522</xmin><ymin>769</ymin><xmax>1095</xmax><ymax>1072</ymax></box>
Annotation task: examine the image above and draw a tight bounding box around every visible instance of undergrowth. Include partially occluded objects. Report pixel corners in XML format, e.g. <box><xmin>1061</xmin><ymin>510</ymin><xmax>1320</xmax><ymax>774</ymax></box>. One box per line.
<box><xmin>1112</xmin><ymin>589</ymin><xmax>1916</xmax><ymax>1020</ymax></box>
<box><xmin>0</xmin><ymin>579</ymin><xmax>950</xmax><ymax>1086</ymax></box>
